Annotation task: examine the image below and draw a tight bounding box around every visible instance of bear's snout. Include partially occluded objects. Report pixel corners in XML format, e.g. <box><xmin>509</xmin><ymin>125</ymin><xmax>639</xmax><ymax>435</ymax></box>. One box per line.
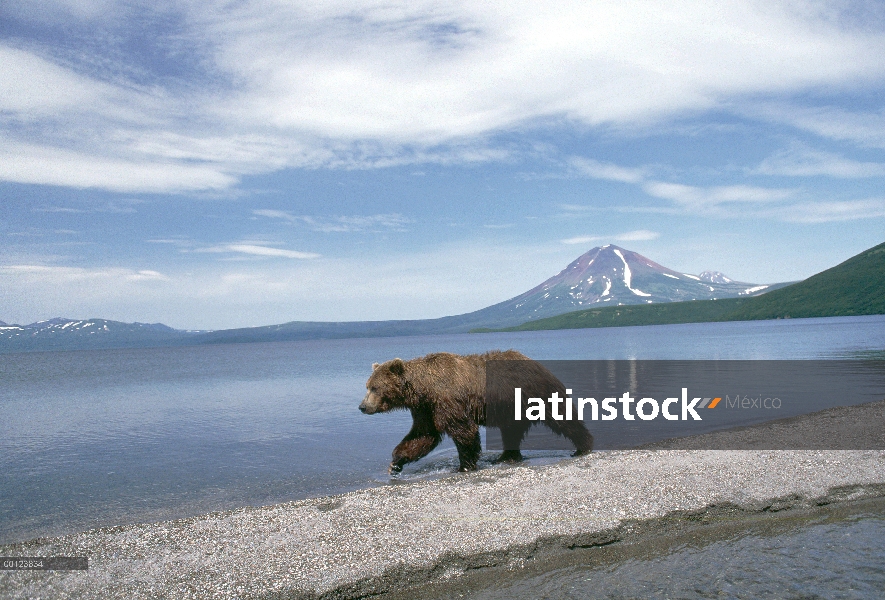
<box><xmin>359</xmin><ymin>392</ymin><xmax>379</xmax><ymax>414</ymax></box>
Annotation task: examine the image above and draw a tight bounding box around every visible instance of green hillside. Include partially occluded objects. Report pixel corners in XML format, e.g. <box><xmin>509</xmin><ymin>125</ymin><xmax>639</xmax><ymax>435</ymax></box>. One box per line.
<box><xmin>723</xmin><ymin>241</ymin><xmax>885</xmax><ymax>320</ymax></box>
<box><xmin>478</xmin><ymin>241</ymin><xmax>885</xmax><ymax>333</ymax></box>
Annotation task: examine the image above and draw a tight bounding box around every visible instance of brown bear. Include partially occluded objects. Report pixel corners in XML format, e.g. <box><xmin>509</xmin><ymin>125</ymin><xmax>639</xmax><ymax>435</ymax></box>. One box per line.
<box><xmin>359</xmin><ymin>350</ymin><xmax>593</xmax><ymax>473</ymax></box>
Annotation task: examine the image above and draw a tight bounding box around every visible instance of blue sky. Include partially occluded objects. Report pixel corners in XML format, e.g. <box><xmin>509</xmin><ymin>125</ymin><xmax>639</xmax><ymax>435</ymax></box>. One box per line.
<box><xmin>2</xmin><ymin>1</ymin><xmax>884</xmax><ymax>330</ymax></box>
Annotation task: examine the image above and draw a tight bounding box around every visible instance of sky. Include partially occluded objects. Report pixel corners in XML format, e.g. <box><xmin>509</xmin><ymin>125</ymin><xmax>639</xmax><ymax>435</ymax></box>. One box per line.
<box><xmin>2</xmin><ymin>0</ymin><xmax>885</xmax><ymax>330</ymax></box>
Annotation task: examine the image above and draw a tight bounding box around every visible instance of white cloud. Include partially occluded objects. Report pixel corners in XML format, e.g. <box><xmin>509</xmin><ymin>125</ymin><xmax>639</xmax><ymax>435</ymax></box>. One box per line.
<box><xmin>4</xmin><ymin>0</ymin><xmax>118</xmax><ymax>23</ymax></box>
<box><xmin>561</xmin><ymin>236</ymin><xmax>602</xmax><ymax>245</ymax></box>
<box><xmin>128</xmin><ymin>270</ymin><xmax>168</xmax><ymax>281</ymax></box>
<box><xmin>0</xmin><ymin>45</ymin><xmax>108</xmax><ymax>115</ymax></box>
<box><xmin>0</xmin><ymin>139</ymin><xmax>236</xmax><ymax>193</ymax></box>
<box><xmin>252</xmin><ymin>209</ymin><xmax>298</xmax><ymax>222</ymax></box>
<box><xmin>3</xmin><ymin>1</ymin><xmax>885</xmax><ymax>192</ymax></box>
<box><xmin>562</xmin><ymin>229</ymin><xmax>660</xmax><ymax>244</ymax></box>
<box><xmin>755</xmin><ymin>144</ymin><xmax>885</xmax><ymax>178</ymax></box>
<box><xmin>300</xmin><ymin>214</ymin><xmax>412</xmax><ymax>233</ymax></box>
<box><xmin>642</xmin><ymin>181</ymin><xmax>795</xmax><ymax>207</ymax></box>
<box><xmin>196</xmin><ymin>244</ymin><xmax>321</xmax><ymax>259</ymax></box>
<box><xmin>33</xmin><ymin>207</ymin><xmax>85</xmax><ymax>214</ymax></box>
<box><xmin>616</xmin><ymin>229</ymin><xmax>661</xmax><ymax>242</ymax></box>
<box><xmin>568</xmin><ymin>157</ymin><xmax>646</xmax><ymax>183</ymax></box>
<box><xmin>755</xmin><ymin>104</ymin><xmax>885</xmax><ymax>149</ymax></box>
<box><xmin>562</xmin><ymin>154</ymin><xmax>883</xmax><ymax>223</ymax></box>
<box><xmin>558</xmin><ymin>204</ymin><xmax>595</xmax><ymax>213</ymax></box>
<box><xmin>0</xmin><ymin>265</ymin><xmax>169</xmax><ymax>282</ymax></box>
<box><xmin>147</xmin><ymin>238</ymin><xmax>192</xmax><ymax>246</ymax></box>
<box><xmin>253</xmin><ymin>210</ymin><xmax>411</xmax><ymax>232</ymax></box>
<box><xmin>620</xmin><ymin>196</ymin><xmax>885</xmax><ymax>222</ymax></box>
<box><xmin>777</xmin><ymin>199</ymin><xmax>885</xmax><ymax>223</ymax></box>
<box><xmin>188</xmin><ymin>0</ymin><xmax>885</xmax><ymax>146</ymax></box>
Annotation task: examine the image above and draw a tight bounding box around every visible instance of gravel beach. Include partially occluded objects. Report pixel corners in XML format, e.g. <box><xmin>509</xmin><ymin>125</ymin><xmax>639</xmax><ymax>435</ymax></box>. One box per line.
<box><xmin>2</xmin><ymin>402</ymin><xmax>884</xmax><ymax>599</ymax></box>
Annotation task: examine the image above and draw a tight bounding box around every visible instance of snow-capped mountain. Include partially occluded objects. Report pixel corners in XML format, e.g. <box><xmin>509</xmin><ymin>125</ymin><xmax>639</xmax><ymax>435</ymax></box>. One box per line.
<box><xmin>471</xmin><ymin>245</ymin><xmax>778</xmax><ymax>324</ymax></box>
<box><xmin>0</xmin><ymin>318</ymin><xmax>192</xmax><ymax>352</ymax></box>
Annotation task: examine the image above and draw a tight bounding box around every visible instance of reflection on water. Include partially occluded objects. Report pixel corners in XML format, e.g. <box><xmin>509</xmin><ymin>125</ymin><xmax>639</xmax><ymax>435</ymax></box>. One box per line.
<box><xmin>1</xmin><ymin>315</ymin><xmax>884</xmax><ymax>543</ymax></box>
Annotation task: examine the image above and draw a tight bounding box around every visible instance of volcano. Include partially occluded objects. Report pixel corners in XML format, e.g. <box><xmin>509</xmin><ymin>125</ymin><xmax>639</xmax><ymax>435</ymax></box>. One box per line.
<box><xmin>471</xmin><ymin>245</ymin><xmax>776</xmax><ymax>324</ymax></box>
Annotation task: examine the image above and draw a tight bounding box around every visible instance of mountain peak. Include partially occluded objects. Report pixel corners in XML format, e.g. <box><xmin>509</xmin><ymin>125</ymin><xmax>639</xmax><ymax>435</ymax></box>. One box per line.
<box><xmin>699</xmin><ymin>271</ymin><xmax>733</xmax><ymax>284</ymax></box>
<box><xmin>30</xmin><ymin>317</ymin><xmax>74</xmax><ymax>326</ymax></box>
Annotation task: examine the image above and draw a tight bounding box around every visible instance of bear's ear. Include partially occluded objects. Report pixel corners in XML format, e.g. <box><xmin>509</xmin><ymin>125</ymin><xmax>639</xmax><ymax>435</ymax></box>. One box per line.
<box><xmin>389</xmin><ymin>358</ymin><xmax>405</xmax><ymax>376</ymax></box>
<box><xmin>372</xmin><ymin>362</ymin><xmax>380</xmax><ymax>370</ymax></box>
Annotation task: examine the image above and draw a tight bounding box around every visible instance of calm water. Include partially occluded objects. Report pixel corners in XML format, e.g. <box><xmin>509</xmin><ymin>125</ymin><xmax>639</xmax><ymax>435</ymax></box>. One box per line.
<box><xmin>1</xmin><ymin>315</ymin><xmax>885</xmax><ymax>544</ymax></box>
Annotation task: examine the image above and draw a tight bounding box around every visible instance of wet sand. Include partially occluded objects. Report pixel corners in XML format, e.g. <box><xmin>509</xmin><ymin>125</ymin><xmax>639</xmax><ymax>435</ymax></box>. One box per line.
<box><xmin>2</xmin><ymin>402</ymin><xmax>884</xmax><ymax>599</ymax></box>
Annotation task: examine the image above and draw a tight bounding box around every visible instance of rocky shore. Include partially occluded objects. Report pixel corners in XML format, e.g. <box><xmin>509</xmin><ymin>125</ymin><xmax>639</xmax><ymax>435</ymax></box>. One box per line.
<box><xmin>2</xmin><ymin>402</ymin><xmax>884</xmax><ymax>599</ymax></box>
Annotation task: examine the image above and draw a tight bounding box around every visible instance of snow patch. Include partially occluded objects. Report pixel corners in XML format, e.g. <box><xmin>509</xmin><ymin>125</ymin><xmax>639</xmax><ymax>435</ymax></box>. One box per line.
<box><xmin>683</xmin><ymin>274</ymin><xmax>701</xmax><ymax>280</ymax></box>
<box><xmin>601</xmin><ymin>277</ymin><xmax>612</xmax><ymax>297</ymax></box>
<box><xmin>662</xmin><ymin>273</ymin><xmax>679</xmax><ymax>279</ymax></box>
<box><xmin>613</xmin><ymin>248</ymin><xmax>652</xmax><ymax>297</ymax></box>
<box><xmin>741</xmin><ymin>285</ymin><xmax>769</xmax><ymax>294</ymax></box>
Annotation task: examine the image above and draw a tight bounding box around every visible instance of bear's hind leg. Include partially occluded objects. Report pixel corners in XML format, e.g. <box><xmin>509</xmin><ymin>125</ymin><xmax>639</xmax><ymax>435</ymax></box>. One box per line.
<box><xmin>453</xmin><ymin>430</ymin><xmax>481</xmax><ymax>472</ymax></box>
<box><xmin>493</xmin><ymin>421</ymin><xmax>531</xmax><ymax>463</ymax></box>
<box><xmin>545</xmin><ymin>419</ymin><xmax>594</xmax><ymax>455</ymax></box>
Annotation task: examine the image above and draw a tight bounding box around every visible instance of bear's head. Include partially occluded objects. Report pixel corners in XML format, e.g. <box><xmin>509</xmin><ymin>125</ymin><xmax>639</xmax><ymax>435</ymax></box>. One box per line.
<box><xmin>359</xmin><ymin>358</ymin><xmax>407</xmax><ymax>414</ymax></box>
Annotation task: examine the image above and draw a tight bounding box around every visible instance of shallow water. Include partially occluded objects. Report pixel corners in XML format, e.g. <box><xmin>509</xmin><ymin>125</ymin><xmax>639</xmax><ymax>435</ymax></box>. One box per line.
<box><xmin>1</xmin><ymin>315</ymin><xmax>884</xmax><ymax>543</ymax></box>
<box><xmin>514</xmin><ymin>516</ymin><xmax>885</xmax><ymax>599</ymax></box>
<box><xmin>393</xmin><ymin>499</ymin><xmax>885</xmax><ymax>600</ymax></box>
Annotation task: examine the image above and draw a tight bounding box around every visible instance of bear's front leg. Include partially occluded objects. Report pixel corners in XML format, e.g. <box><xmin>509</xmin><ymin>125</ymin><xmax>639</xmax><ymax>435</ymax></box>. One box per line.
<box><xmin>390</xmin><ymin>433</ymin><xmax>441</xmax><ymax>474</ymax></box>
<box><xmin>390</xmin><ymin>406</ymin><xmax>441</xmax><ymax>474</ymax></box>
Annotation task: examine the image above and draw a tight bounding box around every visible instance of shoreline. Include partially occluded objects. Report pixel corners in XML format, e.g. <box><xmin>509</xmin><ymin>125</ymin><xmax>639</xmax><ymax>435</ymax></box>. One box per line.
<box><xmin>2</xmin><ymin>404</ymin><xmax>885</xmax><ymax>599</ymax></box>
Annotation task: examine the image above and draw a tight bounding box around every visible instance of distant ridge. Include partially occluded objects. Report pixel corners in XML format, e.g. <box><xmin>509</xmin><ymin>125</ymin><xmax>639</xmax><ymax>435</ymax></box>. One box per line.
<box><xmin>0</xmin><ymin>318</ymin><xmax>193</xmax><ymax>353</ymax></box>
<box><xmin>0</xmin><ymin>244</ymin><xmax>786</xmax><ymax>353</ymax></box>
<box><xmin>488</xmin><ymin>241</ymin><xmax>885</xmax><ymax>332</ymax></box>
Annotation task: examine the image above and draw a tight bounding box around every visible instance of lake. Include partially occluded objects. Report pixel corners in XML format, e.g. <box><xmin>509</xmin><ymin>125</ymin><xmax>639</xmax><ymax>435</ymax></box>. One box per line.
<box><xmin>2</xmin><ymin>315</ymin><xmax>885</xmax><ymax>544</ymax></box>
